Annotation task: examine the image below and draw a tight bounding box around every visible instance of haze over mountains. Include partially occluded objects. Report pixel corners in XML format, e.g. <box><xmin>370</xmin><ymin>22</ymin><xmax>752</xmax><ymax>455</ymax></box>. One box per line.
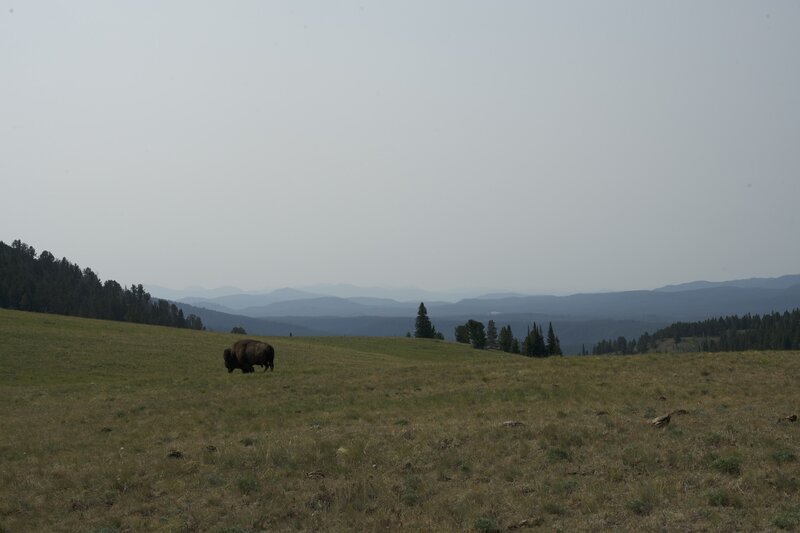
<box><xmin>157</xmin><ymin>275</ymin><xmax>800</xmax><ymax>354</ymax></box>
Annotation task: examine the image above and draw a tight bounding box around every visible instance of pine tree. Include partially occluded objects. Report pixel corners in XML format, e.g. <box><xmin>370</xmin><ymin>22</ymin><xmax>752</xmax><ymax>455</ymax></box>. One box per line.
<box><xmin>498</xmin><ymin>325</ymin><xmax>514</xmax><ymax>352</ymax></box>
<box><xmin>414</xmin><ymin>302</ymin><xmax>436</xmax><ymax>339</ymax></box>
<box><xmin>546</xmin><ymin>322</ymin><xmax>562</xmax><ymax>355</ymax></box>
<box><xmin>454</xmin><ymin>324</ymin><xmax>470</xmax><ymax>344</ymax></box>
<box><xmin>523</xmin><ymin>323</ymin><xmax>547</xmax><ymax>357</ymax></box>
<box><xmin>466</xmin><ymin>319</ymin><xmax>487</xmax><ymax>349</ymax></box>
<box><xmin>486</xmin><ymin>320</ymin><xmax>498</xmax><ymax>349</ymax></box>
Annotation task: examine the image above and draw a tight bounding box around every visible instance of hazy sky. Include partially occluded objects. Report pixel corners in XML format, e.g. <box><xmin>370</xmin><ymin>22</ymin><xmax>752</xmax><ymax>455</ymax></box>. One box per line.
<box><xmin>2</xmin><ymin>1</ymin><xmax>799</xmax><ymax>294</ymax></box>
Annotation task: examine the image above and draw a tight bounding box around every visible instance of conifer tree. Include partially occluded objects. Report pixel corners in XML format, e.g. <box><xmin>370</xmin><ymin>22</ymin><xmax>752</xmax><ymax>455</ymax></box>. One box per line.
<box><xmin>498</xmin><ymin>325</ymin><xmax>514</xmax><ymax>352</ymax></box>
<box><xmin>546</xmin><ymin>322</ymin><xmax>562</xmax><ymax>355</ymax></box>
<box><xmin>414</xmin><ymin>302</ymin><xmax>436</xmax><ymax>339</ymax></box>
<box><xmin>455</xmin><ymin>324</ymin><xmax>470</xmax><ymax>344</ymax></box>
<box><xmin>486</xmin><ymin>320</ymin><xmax>498</xmax><ymax>349</ymax></box>
<box><xmin>466</xmin><ymin>319</ymin><xmax>487</xmax><ymax>349</ymax></box>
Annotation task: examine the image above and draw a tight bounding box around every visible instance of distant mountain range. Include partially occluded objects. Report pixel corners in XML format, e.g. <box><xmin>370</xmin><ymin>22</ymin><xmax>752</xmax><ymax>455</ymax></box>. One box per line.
<box><xmin>164</xmin><ymin>275</ymin><xmax>800</xmax><ymax>354</ymax></box>
<box><xmin>654</xmin><ymin>274</ymin><xmax>800</xmax><ymax>292</ymax></box>
<box><xmin>146</xmin><ymin>283</ymin><xmax>496</xmax><ymax>305</ymax></box>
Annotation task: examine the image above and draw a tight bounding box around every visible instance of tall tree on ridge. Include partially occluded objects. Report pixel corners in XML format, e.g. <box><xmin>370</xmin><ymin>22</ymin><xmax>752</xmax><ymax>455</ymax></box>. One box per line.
<box><xmin>414</xmin><ymin>302</ymin><xmax>437</xmax><ymax>339</ymax></box>
<box><xmin>466</xmin><ymin>319</ymin><xmax>487</xmax><ymax>349</ymax></box>
<box><xmin>546</xmin><ymin>322</ymin><xmax>562</xmax><ymax>355</ymax></box>
<box><xmin>498</xmin><ymin>325</ymin><xmax>514</xmax><ymax>352</ymax></box>
<box><xmin>486</xmin><ymin>320</ymin><xmax>498</xmax><ymax>349</ymax></box>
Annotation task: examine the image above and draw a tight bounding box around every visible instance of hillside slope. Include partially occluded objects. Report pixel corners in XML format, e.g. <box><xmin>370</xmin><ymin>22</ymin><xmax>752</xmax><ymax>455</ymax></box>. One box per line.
<box><xmin>2</xmin><ymin>309</ymin><xmax>799</xmax><ymax>531</ymax></box>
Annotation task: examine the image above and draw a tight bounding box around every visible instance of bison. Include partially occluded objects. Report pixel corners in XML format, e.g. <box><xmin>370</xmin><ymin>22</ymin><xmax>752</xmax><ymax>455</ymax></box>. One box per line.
<box><xmin>224</xmin><ymin>339</ymin><xmax>275</xmax><ymax>373</ymax></box>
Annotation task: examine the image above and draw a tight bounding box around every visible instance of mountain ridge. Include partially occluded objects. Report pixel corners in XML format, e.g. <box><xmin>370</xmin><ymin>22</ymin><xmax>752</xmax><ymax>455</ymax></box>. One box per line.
<box><xmin>172</xmin><ymin>279</ymin><xmax>800</xmax><ymax>354</ymax></box>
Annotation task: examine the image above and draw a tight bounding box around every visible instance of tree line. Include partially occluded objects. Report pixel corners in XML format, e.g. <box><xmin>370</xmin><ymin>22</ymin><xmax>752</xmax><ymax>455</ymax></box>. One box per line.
<box><xmin>414</xmin><ymin>302</ymin><xmax>562</xmax><ymax>356</ymax></box>
<box><xmin>592</xmin><ymin>309</ymin><xmax>800</xmax><ymax>354</ymax></box>
<box><xmin>0</xmin><ymin>240</ymin><xmax>204</xmax><ymax>330</ymax></box>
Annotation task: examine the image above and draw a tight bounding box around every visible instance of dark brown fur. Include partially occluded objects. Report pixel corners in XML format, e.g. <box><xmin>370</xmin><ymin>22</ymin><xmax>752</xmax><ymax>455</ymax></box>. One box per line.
<box><xmin>223</xmin><ymin>339</ymin><xmax>275</xmax><ymax>373</ymax></box>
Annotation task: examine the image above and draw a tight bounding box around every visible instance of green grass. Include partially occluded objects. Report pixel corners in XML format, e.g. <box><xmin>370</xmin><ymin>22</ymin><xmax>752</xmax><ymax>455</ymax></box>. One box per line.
<box><xmin>1</xmin><ymin>308</ymin><xmax>799</xmax><ymax>531</ymax></box>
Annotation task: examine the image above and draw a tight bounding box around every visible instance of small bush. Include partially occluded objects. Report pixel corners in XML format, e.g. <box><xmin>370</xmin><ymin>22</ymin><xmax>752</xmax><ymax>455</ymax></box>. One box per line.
<box><xmin>773</xmin><ymin>473</ymin><xmax>800</xmax><ymax>493</ymax></box>
<box><xmin>626</xmin><ymin>498</ymin><xmax>653</xmax><ymax>516</ymax></box>
<box><xmin>206</xmin><ymin>474</ymin><xmax>224</xmax><ymax>487</ymax></box>
<box><xmin>773</xmin><ymin>508</ymin><xmax>800</xmax><ymax>530</ymax></box>
<box><xmin>240</xmin><ymin>437</ymin><xmax>257</xmax><ymax>447</ymax></box>
<box><xmin>237</xmin><ymin>477</ymin><xmax>258</xmax><ymax>495</ymax></box>
<box><xmin>543</xmin><ymin>502</ymin><xmax>567</xmax><ymax>515</ymax></box>
<box><xmin>270</xmin><ymin>448</ymin><xmax>295</xmax><ymax>469</ymax></box>
<box><xmin>772</xmin><ymin>450</ymin><xmax>798</xmax><ymax>464</ymax></box>
<box><xmin>546</xmin><ymin>447</ymin><xmax>570</xmax><ymax>462</ymax></box>
<box><xmin>711</xmin><ymin>456</ymin><xmax>742</xmax><ymax>476</ymax></box>
<box><xmin>707</xmin><ymin>489</ymin><xmax>741</xmax><ymax>508</ymax></box>
<box><xmin>626</xmin><ymin>486</ymin><xmax>658</xmax><ymax>516</ymax></box>
<box><xmin>552</xmin><ymin>479</ymin><xmax>578</xmax><ymax>495</ymax></box>
<box><xmin>402</xmin><ymin>475</ymin><xmax>422</xmax><ymax>506</ymax></box>
<box><xmin>473</xmin><ymin>517</ymin><xmax>502</xmax><ymax>532</ymax></box>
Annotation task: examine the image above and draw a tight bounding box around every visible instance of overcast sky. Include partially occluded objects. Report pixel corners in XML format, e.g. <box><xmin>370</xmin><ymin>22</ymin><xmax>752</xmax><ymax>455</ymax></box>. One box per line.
<box><xmin>2</xmin><ymin>1</ymin><xmax>799</xmax><ymax>294</ymax></box>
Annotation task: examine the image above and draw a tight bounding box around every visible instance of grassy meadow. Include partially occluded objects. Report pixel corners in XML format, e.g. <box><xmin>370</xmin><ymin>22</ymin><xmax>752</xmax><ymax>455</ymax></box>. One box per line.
<box><xmin>1</xmin><ymin>308</ymin><xmax>799</xmax><ymax>532</ymax></box>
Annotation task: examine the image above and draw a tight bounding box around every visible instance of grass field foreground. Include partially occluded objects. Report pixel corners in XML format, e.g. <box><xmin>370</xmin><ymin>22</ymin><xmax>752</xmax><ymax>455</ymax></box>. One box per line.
<box><xmin>1</xmin><ymin>308</ymin><xmax>799</xmax><ymax>531</ymax></box>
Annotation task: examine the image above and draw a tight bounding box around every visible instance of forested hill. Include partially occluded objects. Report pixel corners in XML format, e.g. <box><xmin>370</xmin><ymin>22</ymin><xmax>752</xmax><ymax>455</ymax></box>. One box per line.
<box><xmin>0</xmin><ymin>240</ymin><xmax>203</xmax><ymax>330</ymax></box>
<box><xmin>593</xmin><ymin>309</ymin><xmax>800</xmax><ymax>354</ymax></box>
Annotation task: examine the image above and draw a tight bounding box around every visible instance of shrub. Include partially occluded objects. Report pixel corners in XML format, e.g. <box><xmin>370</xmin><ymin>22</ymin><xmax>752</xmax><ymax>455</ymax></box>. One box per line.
<box><xmin>237</xmin><ymin>477</ymin><xmax>258</xmax><ymax>495</ymax></box>
<box><xmin>546</xmin><ymin>447</ymin><xmax>570</xmax><ymax>462</ymax></box>
<box><xmin>543</xmin><ymin>502</ymin><xmax>567</xmax><ymax>515</ymax></box>
<box><xmin>626</xmin><ymin>498</ymin><xmax>653</xmax><ymax>516</ymax></box>
<box><xmin>772</xmin><ymin>449</ymin><xmax>798</xmax><ymax>464</ymax></box>
<box><xmin>773</xmin><ymin>508</ymin><xmax>800</xmax><ymax>530</ymax></box>
<box><xmin>707</xmin><ymin>489</ymin><xmax>741</xmax><ymax>508</ymax></box>
<box><xmin>711</xmin><ymin>456</ymin><xmax>741</xmax><ymax>476</ymax></box>
<box><xmin>704</xmin><ymin>433</ymin><xmax>724</xmax><ymax>447</ymax></box>
<box><xmin>402</xmin><ymin>475</ymin><xmax>422</xmax><ymax>506</ymax></box>
<box><xmin>773</xmin><ymin>473</ymin><xmax>800</xmax><ymax>493</ymax></box>
<box><xmin>626</xmin><ymin>486</ymin><xmax>658</xmax><ymax>516</ymax></box>
<box><xmin>473</xmin><ymin>517</ymin><xmax>502</xmax><ymax>532</ymax></box>
<box><xmin>205</xmin><ymin>474</ymin><xmax>224</xmax><ymax>487</ymax></box>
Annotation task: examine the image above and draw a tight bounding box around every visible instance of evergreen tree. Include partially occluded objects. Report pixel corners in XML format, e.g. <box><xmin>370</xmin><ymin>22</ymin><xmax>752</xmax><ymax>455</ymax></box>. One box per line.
<box><xmin>414</xmin><ymin>302</ymin><xmax>436</xmax><ymax>339</ymax></box>
<box><xmin>486</xmin><ymin>320</ymin><xmax>498</xmax><ymax>349</ymax></box>
<box><xmin>522</xmin><ymin>326</ymin><xmax>532</xmax><ymax>356</ymax></box>
<box><xmin>454</xmin><ymin>324</ymin><xmax>470</xmax><ymax>344</ymax></box>
<box><xmin>523</xmin><ymin>322</ymin><xmax>548</xmax><ymax>357</ymax></box>
<box><xmin>498</xmin><ymin>325</ymin><xmax>514</xmax><ymax>352</ymax></box>
<box><xmin>546</xmin><ymin>322</ymin><xmax>560</xmax><ymax>355</ymax></box>
<box><xmin>466</xmin><ymin>319</ymin><xmax>487</xmax><ymax>349</ymax></box>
